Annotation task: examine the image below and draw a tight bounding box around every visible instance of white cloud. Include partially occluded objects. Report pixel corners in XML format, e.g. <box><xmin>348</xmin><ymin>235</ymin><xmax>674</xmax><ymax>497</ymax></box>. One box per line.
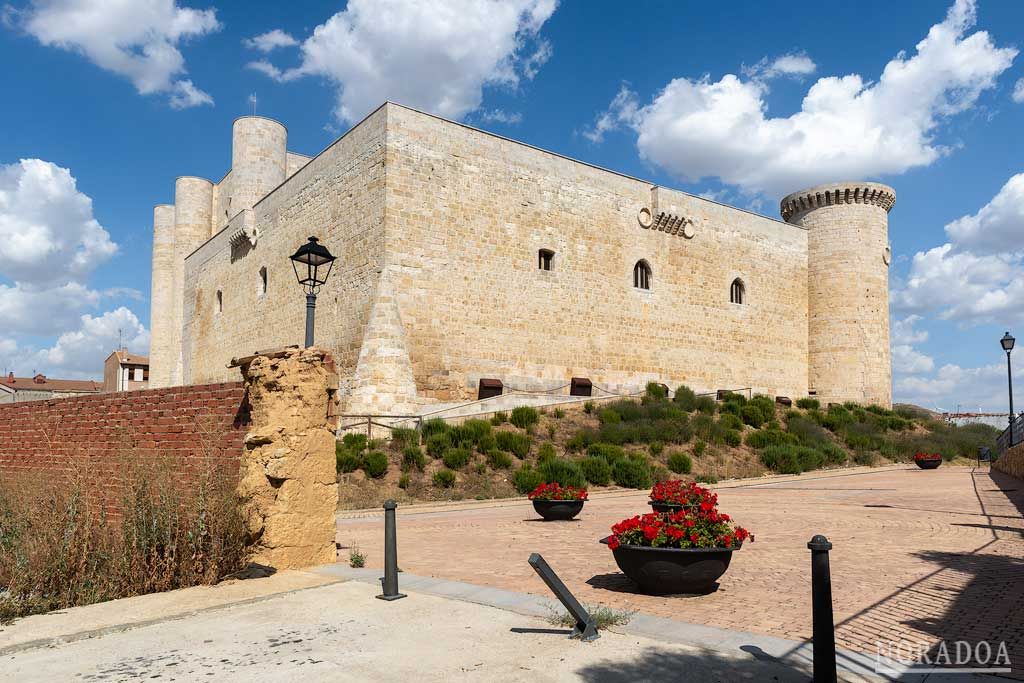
<box><xmin>944</xmin><ymin>173</ymin><xmax>1024</xmax><ymax>254</ymax></box>
<box><xmin>477</xmin><ymin>109</ymin><xmax>523</xmax><ymax>125</ymax></box>
<box><xmin>1013</xmin><ymin>78</ymin><xmax>1024</xmax><ymax>103</ymax></box>
<box><xmin>586</xmin><ymin>0</ymin><xmax>1016</xmax><ymax>199</ymax></box>
<box><xmin>742</xmin><ymin>52</ymin><xmax>817</xmax><ymax>80</ymax></box>
<box><xmin>243</xmin><ymin>28</ymin><xmax>297</xmax><ymax>53</ymax></box>
<box><xmin>0</xmin><ymin>281</ymin><xmax>100</xmax><ymax>336</ymax></box>
<box><xmin>894</xmin><ymin>361</ymin><xmax>1021</xmax><ymax>413</ymax></box>
<box><xmin>30</xmin><ymin>307</ymin><xmax>149</xmax><ymax>378</ymax></box>
<box><xmin>250</xmin><ymin>0</ymin><xmax>558</xmax><ymax>123</ymax></box>
<box><xmin>15</xmin><ymin>0</ymin><xmax>219</xmax><ymax>108</ymax></box>
<box><xmin>892</xmin><ymin>315</ymin><xmax>930</xmax><ymax>345</ymax></box>
<box><xmin>0</xmin><ymin>159</ymin><xmax>116</xmax><ymax>286</ymax></box>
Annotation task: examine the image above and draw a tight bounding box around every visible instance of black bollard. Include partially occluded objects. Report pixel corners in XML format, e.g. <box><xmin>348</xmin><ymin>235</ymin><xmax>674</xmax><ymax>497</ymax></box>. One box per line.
<box><xmin>376</xmin><ymin>499</ymin><xmax>406</xmax><ymax>601</ymax></box>
<box><xmin>808</xmin><ymin>535</ymin><xmax>837</xmax><ymax>683</ymax></box>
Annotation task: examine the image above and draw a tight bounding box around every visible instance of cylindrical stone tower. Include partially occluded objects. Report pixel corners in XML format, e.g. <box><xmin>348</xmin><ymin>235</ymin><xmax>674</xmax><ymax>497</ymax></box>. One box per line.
<box><xmin>148</xmin><ymin>204</ymin><xmax>176</xmax><ymax>388</ymax></box>
<box><xmin>781</xmin><ymin>182</ymin><xmax>896</xmax><ymax>407</ymax></box>
<box><xmin>230</xmin><ymin>116</ymin><xmax>287</xmax><ymax>217</ymax></box>
<box><xmin>170</xmin><ymin>176</ymin><xmax>214</xmax><ymax>385</ymax></box>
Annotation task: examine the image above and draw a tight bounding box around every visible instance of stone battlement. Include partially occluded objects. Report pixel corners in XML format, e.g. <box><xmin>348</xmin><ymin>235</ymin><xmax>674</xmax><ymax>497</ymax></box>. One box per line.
<box><xmin>780</xmin><ymin>182</ymin><xmax>896</xmax><ymax>222</ymax></box>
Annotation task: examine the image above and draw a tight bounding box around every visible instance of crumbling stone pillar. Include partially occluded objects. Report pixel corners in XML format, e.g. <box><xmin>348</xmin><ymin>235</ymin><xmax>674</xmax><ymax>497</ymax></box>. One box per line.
<box><xmin>233</xmin><ymin>347</ymin><xmax>338</xmax><ymax>569</ymax></box>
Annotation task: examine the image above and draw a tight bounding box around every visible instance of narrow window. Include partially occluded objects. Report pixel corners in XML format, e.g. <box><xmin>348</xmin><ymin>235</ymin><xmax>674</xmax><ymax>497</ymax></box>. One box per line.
<box><xmin>538</xmin><ymin>249</ymin><xmax>554</xmax><ymax>271</ymax></box>
<box><xmin>730</xmin><ymin>278</ymin><xmax>745</xmax><ymax>304</ymax></box>
<box><xmin>259</xmin><ymin>266</ymin><xmax>268</xmax><ymax>295</ymax></box>
<box><xmin>216</xmin><ymin>290</ymin><xmax>223</xmax><ymax>313</ymax></box>
<box><xmin>633</xmin><ymin>260</ymin><xmax>652</xmax><ymax>290</ymax></box>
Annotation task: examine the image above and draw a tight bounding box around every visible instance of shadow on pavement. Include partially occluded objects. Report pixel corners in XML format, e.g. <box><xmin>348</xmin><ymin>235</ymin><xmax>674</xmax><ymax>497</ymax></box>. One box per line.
<box><xmin>573</xmin><ymin>644</ymin><xmax>812</xmax><ymax>682</ymax></box>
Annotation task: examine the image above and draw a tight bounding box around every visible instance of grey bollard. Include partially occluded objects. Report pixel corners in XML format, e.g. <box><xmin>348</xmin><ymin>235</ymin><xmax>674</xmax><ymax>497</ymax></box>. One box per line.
<box><xmin>808</xmin><ymin>535</ymin><xmax>837</xmax><ymax>683</ymax></box>
<box><xmin>376</xmin><ymin>499</ymin><xmax>406</xmax><ymax>601</ymax></box>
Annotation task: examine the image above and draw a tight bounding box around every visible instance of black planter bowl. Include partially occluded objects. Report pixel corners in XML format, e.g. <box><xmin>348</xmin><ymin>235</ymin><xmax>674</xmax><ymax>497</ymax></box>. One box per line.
<box><xmin>915</xmin><ymin>458</ymin><xmax>942</xmax><ymax>469</ymax></box>
<box><xmin>648</xmin><ymin>501</ymin><xmax>698</xmax><ymax>514</ymax></box>
<box><xmin>532</xmin><ymin>499</ymin><xmax>585</xmax><ymax>521</ymax></box>
<box><xmin>600</xmin><ymin>536</ymin><xmax>739</xmax><ymax>595</ymax></box>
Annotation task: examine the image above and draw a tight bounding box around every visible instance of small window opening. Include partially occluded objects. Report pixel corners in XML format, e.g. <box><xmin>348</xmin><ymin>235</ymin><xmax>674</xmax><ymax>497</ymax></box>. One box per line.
<box><xmin>538</xmin><ymin>249</ymin><xmax>554</xmax><ymax>271</ymax></box>
<box><xmin>633</xmin><ymin>260</ymin><xmax>652</xmax><ymax>290</ymax></box>
<box><xmin>730</xmin><ymin>278</ymin><xmax>745</xmax><ymax>304</ymax></box>
<box><xmin>216</xmin><ymin>290</ymin><xmax>223</xmax><ymax>313</ymax></box>
<box><xmin>259</xmin><ymin>266</ymin><xmax>268</xmax><ymax>295</ymax></box>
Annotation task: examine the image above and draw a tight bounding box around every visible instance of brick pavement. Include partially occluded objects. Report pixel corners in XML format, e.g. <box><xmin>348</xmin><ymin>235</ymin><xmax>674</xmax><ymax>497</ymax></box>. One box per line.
<box><xmin>337</xmin><ymin>466</ymin><xmax>1024</xmax><ymax>675</ymax></box>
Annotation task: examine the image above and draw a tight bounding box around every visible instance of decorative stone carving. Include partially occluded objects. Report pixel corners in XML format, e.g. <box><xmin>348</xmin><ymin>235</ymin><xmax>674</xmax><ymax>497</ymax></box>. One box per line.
<box><xmin>638</xmin><ymin>207</ymin><xmax>653</xmax><ymax>228</ymax></box>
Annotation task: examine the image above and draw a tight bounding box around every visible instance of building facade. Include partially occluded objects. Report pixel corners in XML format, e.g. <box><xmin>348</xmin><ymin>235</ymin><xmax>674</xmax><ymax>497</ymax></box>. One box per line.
<box><xmin>102</xmin><ymin>350</ymin><xmax>149</xmax><ymax>393</ymax></box>
<box><xmin>0</xmin><ymin>373</ymin><xmax>102</xmax><ymax>403</ymax></box>
<box><xmin>149</xmin><ymin>103</ymin><xmax>895</xmax><ymax>411</ymax></box>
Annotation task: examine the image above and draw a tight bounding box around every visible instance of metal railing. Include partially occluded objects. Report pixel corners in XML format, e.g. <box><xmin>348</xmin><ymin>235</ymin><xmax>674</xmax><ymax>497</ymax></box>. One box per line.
<box><xmin>996</xmin><ymin>413</ymin><xmax>1024</xmax><ymax>454</ymax></box>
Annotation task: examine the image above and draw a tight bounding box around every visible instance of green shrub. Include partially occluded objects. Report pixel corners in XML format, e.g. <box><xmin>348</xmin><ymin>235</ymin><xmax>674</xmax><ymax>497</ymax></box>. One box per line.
<box><xmin>693</xmin><ymin>440</ymin><xmax>706</xmax><ymax>458</ymax></box>
<box><xmin>673</xmin><ymin>385</ymin><xmax>697</xmax><ymax>411</ymax></box>
<box><xmin>760</xmin><ymin>445</ymin><xmax>802</xmax><ymax>474</ymax></box>
<box><xmin>649</xmin><ymin>441</ymin><xmax>664</xmax><ymax>457</ymax></box>
<box><xmin>691</xmin><ymin>414</ymin><xmax>727</xmax><ymax>444</ymax></box>
<box><xmin>433</xmin><ymin>469</ymin><xmax>456</xmax><ymax>488</ymax></box>
<box><xmin>819</xmin><ymin>442</ymin><xmax>848</xmax><ymax>466</ymax></box>
<box><xmin>720</xmin><ymin>392</ymin><xmax>747</xmax><ymax>405</ymax></box>
<box><xmin>421</xmin><ymin>419</ymin><xmax>450</xmax><ymax>439</ymax></box>
<box><xmin>510</xmin><ymin>406</ymin><xmax>540</xmax><ymax>429</ymax></box>
<box><xmin>579</xmin><ymin>456</ymin><xmax>611</xmax><ymax>486</ymax></box>
<box><xmin>740</xmin><ymin>404</ymin><xmax>766</xmax><ymax>428</ymax></box>
<box><xmin>459</xmin><ymin>419</ymin><xmax>493</xmax><ymax>445</ymax></box>
<box><xmin>490</xmin><ymin>411</ymin><xmax>508</xmax><ymax>425</ymax></box>
<box><xmin>426</xmin><ymin>432</ymin><xmax>452</xmax><ymax>458</ymax></box>
<box><xmin>853</xmin><ymin>450</ymin><xmax>877</xmax><ymax>466</ymax></box>
<box><xmin>598</xmin><ymin>408</ymin><xmax>621</xmax><ymax>425</ymax></box>
<box><xmin>718</xmin><ymin>413</ymin><xmax>743</xmax><ymax>431</ymax></box>
<box><xmin>390</xmin><ymin>427</ymin><xmax>419</xmax><ymax>448</ymax></box>
<box><xmin>612</xmin><ymin>457</ymin><xmax>652</xmax><ymax>489</ymax></box>
<box><xmin>512</xmin><ymin>464</ymin><xmax>544</xmax><ymax>494</ymax></box>
<box><xmin>784</xmin><ymin>409</ymin><xmax>801</xmax><ymax>421</ymax></box>
<box><xmin>720</xmin><ymin>401</ymin><xmax>742</xmax><ymax>416</ymax></box>
<box><xmin>796</xmin><ymin>397</ymin><xmax>820</xmax><ymax>410</ymax></box>
<box><xmin>667</xmin><ymin>451</ymin><xmax>693</xmax><ymax>474</ymax></box>
<box><xmin>537</xmin><ymin>442</ymin><xmax>557</xmax><ymax>462</ymax></box>
<box><xmin>745</xmin><ymin>429</ymin><xmax>796</xmax><ymax>449</ymax></box>
<box><xmin>552</xmin><ymin>408</ymin><xmax>565</xmax><ymax>419</ymax></box>
<box><xmin>583</xmin><ymin>401</ymin><xmax>595</xmax><ymax>414</ymax></box>
<box><xmin>537</xmin><ymin>458</ymin><xmax>586</xmax><ymax>488</ymax></box>
<box><xmin>398</xmin><ymin>475</ymin><xmax>410</xmax><ymax>489</ymax></box>
<box><xmin>566</xmin><ymin>428</ymin><xmax>598</xmax><ymax>452</ymax></box>
<box><xmin>402</xmin><ymin>446</ymin><xmax>426</xmax><ymax>472</ymax></box>
<box><xmin>477</xmin><ymin>433</ymin><xmax>498</xmax><ymax>453</ymax></box>
<box><xmin>749</xmin><ymin>395</ymin><xmax>776</xmax><ymax>420</ymax></box>
<box><xmin>486</xmin><ymin>449</ymin><xmax>513</xmax><ymax>469</ymax></box>
<box><xmin>645</xmin><ymin>382</ymin><xmax>668</xmax><ymax>401</ymax></box>
<box><xmin>587</xmin><ymin>443</ymin><xmax>626</xmax><ymax>465</ymax></box>
<box><xmin>695</xmin><ymin>396</ymin><xmax>717</xmax><ymax>414</ymax></box>
<box><xmin>362</xmin><ymin>451</ymin><xmax>389</xmax><ymax>478</ymax></box>
<box><xmin>843</xmin><ymin>422</ymin><xmax>884</xmax><ymax>451</ymax></box>
<box><xmin>695</xmin><ymin>474</ymin><xmax>718</xmax><ymax>484</ymax></box>
<box><xmin>342</xmin><ymin>433</ymin><xmax>368</xmax><ymax>452</ymax></box>
<box><xmin>495</xmin><ymin>430</ymin><xmax>531</xmax><ymax>457</ymax></box>
<box><xmin>723</xmin><ymin>430</ymin><xmax>742</xmax><ymax>447</ymax></box>
<box><xmin>336</xmin><ymin>443</ymin><xmax>362</xmax><ymax>473</ymax></box>
<box><xmin>795</xmin><ymin>446</ymin><xmax>824</xmax><ymax>472</ymax></box>
<box><xmin>442</xmin><ymin>447</ymin><xmax>472</xmax><ymax>470</ymax></box>
<box><xmin>651</xmin><ymin>465</ymin><xmax>671</xmax><ymax>483</ymax></box>
<box><xmin>786</xmin><ymin>415</ymin><xmax>830</xmax><ymax>447</ymax></box>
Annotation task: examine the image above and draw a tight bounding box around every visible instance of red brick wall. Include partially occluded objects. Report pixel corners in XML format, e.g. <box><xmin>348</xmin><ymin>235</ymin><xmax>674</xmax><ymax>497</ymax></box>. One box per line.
<box><xmin>0</xmin><ymin>382</ymin><xmax>249</xmax><ymax>516</ymax></box>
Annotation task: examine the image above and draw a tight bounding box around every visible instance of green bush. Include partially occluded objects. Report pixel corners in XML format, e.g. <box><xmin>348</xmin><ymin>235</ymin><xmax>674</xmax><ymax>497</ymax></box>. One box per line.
<box><xmin>566</xmin><ymin>428</ymin><xmax>598</xmax><ymax>452</ymax></box>
<box><xmin>645</xmin><ymin>382</ymin><xmax>668</xmax><ymax>401</ymax></box>
<box><xmin>745</xmin><ymin>429</ymin><xmax>796</xmax><ymax>449</ymax></box>
<box><xmin>723</xmin><ymin>430</ymin><xmax>742</xmax><ymax>447</ymax></box>
<box><xmin>740</xmin><ymin>404</ymin><xmax>766</xmax><ymax>428</ymax></box>
<box><xmin>649</xmin><ymin>441</ymin><xmax>664</xmax><ymax>457</ymax></box>
<box><xmin>720</xmin><ymin>392</ymin><xmax>747</xmax><ymax>405</ymax></box>
<box><xmin>421</xmin><ymin>419</ymin><xmax>450</xmax><ymax>439</ymax></box>
<box><xmin>693</xmin><ymin>441</ymin><xmax>706</xmax><ymax>458</ymax></box>
<box><xmin>398</xmin><ymin>474</ymin><xmax>410</xmax><ymax>489</ymax></box>
<box><xmin>390</xmin><ymin>427</ymin><xmax>419</xmax><ymax>448</ymax></box>
<box><xmin>495</xmin><ymin>430</ymin><xmax>531</xmax><ymax>457</ymax></box>
<box><xmin>336</xmin><ymin>445</ymin><xmax>362</xmax><ymax>473</ymax></box>
<box><xmin>426</xmin><ymin>432</ymin><xmax>452</xmax><ymax>458</ymax></box>
<box><xmin>760</xmin><ymin>445</ymin><xmax>802</xmax><ymax>474</ymax></box>
<box><xmin>579</xmin><ymin>456</ymin><xmax>611</xmax><ymax>486</ymax></box>
<box><xmin>598</xmin><ymin>408</ymin><xmax>622</xmax><ymax>425</ymax></box>
<box><xmin>667</xmin><ymin>451</ymin><xmax>693</xmax><ymax>474</ymax></box>
<box><xmin>691</xmin><ymin>414</ymin><xmax>728</xmax><ymax>444</ymax></box>
<box><xmin>442</xmin><ymin>447</ymin><xmax>472</xmax><ymax>470</ymax></box>
<box><xmin>342</xmin><ymin>433</ymin><xmax>368</xmax><ymax>452</ymax></box>
<box><xmin>486</xmin><ymin>449</ymin><xmax>513</xmax><ymax>469</ymax></box>
<box><xmin>362</xmin><ymin>451</ymin><xmax>389</xmax><ymax>478</ymax></box>
<box><xmin>490</xmin><ymin>411</ymin><xmax>508</xmax><ymax>425</ymax></box>
<box><xmin>673</xmin><ymin>385</ymin><xmax>697</xmax><ymax>411</ymax></box>
<box><xmin>587</xmin><ymin>443</ymin><xmax>626</xmax><ymax>465</ymax></box>
<box><xmin>843</xmin><ymin>422</ymin><xmax>884</xmax><ymax>451</ymax></box>
<box><xmin>459</xmin><ymin>419</ymin><xmax>493</xmax><ymax>445</ymax></box>
<box><xmin>819</xmin><ymin>442</ymin><xmax>848</xmax><ymax>466</ymax></box>
<box><xmin>477</xmin><ymin>433</ymin><xmax>498</xmax><ymax>453</ymax></box>
<box><xmin>796</xmin><ymin>446</ymin><xmax>824</xmax><ymax>472</ymax></box>
<box><xmin>537</xmin><ymin>458</ymin><xmax>587</xmax><ymax>488</ymax></box>
<box><xmin>552</xmin><ymin>408</ymin><xmax>565</xmax><ymax>419</ymax></box>
<box><xmin>510</xmin><ymin>406</ymin><xmax>540</xmax><ymax>429</ymax></box>
<box><xmin>583</xmin><ymin>401</ymin><xmax>595</xmax><ymax>414</ymax></box>
<box><xmin>695</xmin><ymin>396</ymin><xmax>717</xmax><ymax>414</ymax></box>
<box><xmin>612</xmin><ymin>457</ymin><xmax>652</xmax><ymax>489</ymax></box>
<box><xmin>749</xmin><ymin>395</ymin><xmax>776</xmax><ymax>421</ymax></box>
<box><xmin>695</xmin><ymin>474</ymin><xmax>718</xmax><ymax>484</ymax></box>
<box><xmin>402</xmin><ymin>446</ymin><xmax>426</xmax><ymax>472</ymax></box>
<box><xmin>537</xmin><ymin>442</ymin><xmax>557</xmax><ymax>462</ymax></box>
<box><xmin>718</xmin><ymin>413</ymin><xmax>743</xmax><ymax>431</ymax></box>
<box><xmin>651</xmin><ymin>465</ymin><xmax>671</xmax><ymax>483</ymax></box>
<box><xmin>853</xmin><ymin>450</ymin><xmax>877</xmax><ymax>466</ymax></box>
<box><xmin>785</xmin><ymin>415</ymin><xmax>830</xmax><ymax>447</ymax></box>
<box><xmin>720</xmin><ymin>401</ymin><xmax>742</xmax><ymax>416</ymax></box>
<box><xmin>433</xmin><ymin>469</ymin><xmax>456</xmax><ymax>488</ymax></box>
<box><xmin>512</xmin><ymin>464</ymin><xmax>544</xmax><ymax>494</ymax></box>
<box><xmin>796</xmin><ymin>397</ymin><xmax>820</xmax><ymax>410</ymax></box>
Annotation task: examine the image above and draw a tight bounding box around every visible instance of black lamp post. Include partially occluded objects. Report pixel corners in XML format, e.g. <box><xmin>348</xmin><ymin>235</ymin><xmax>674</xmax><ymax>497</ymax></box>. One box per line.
<box><xmin>1001</xmin><ymin>331</ymin><xmax>1015</xmax><ymax>446</ymax></box>
<box><xmin>290</xmin><ymin>236</ymin><xmax>336</xmax><ymax>347</ymax></box>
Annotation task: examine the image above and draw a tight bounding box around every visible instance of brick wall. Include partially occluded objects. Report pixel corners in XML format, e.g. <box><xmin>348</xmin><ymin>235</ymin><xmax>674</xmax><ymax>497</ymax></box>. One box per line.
<box><xmin>0</xmin><ymin>382</ymin><xmax>248</xmax><ymax>517</ymax></box>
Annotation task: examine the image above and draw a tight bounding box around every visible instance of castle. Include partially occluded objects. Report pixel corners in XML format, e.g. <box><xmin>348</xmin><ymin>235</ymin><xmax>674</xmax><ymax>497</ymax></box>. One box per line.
<box><xmin>148</xmin><ymin>102</ymin><xmax>895</xmax><ymax>413</ymax></box>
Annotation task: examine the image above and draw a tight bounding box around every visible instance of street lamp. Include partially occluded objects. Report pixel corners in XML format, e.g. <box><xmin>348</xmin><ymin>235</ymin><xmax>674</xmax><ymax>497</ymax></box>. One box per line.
<box><xmin>290</xmin><ymin>236</ymin><xmax>336</xmax><ymax>347</ymax></box>
<box><xmin>1001</xmin><ymin>331</ymin><xmax>1015</xmax><ymax>446</ymax></box>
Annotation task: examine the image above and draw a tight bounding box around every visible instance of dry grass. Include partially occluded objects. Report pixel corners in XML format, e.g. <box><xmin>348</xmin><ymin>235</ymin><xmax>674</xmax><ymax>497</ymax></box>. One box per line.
<box><xmin>0</xmin><ymin>458</ymin><xmax>248</xmax><ymax>622</ymax></box>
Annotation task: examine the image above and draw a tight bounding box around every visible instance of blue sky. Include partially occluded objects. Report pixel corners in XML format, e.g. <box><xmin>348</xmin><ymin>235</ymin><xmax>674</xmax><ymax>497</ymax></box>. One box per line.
<box><xmin>1</xmin><ymin>0</ymin><xmax>1022</xmax><ymax>412</ymax></box>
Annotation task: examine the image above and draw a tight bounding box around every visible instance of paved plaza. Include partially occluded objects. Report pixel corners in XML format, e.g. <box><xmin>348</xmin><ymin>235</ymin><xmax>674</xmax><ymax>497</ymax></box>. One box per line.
<box><xmin>338</xmin><ymin>465</ymin><xmax>1024</xmax><ymax>673</ymax></box>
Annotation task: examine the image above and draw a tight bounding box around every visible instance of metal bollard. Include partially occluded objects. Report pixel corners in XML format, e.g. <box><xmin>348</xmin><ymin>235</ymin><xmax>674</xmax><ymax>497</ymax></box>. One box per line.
<box><xmin>808</xmin><ymin>534</ymin><xmax>837</xmax><ymax>683</ymax></box>
<box><xmin>376</xmin><ymin>499</ymin><xmax>406</xmax><ymax>601</ymax></box>
<box><xmin>528</xmin><ymin>553</ymin><xmax>598</xmax><ymax>642</ymax></box>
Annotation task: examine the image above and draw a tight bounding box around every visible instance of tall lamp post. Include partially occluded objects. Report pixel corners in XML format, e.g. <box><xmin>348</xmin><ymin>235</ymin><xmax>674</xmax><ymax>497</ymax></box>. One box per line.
<box><xmin>290</xmin><ymin>236</ymin><xmax>336</xmax><ymax>347</ymax></box>
<box><xmin>1001</xmin><ymin>331</ymin><xmax>1016</xmax><ymax>446</ymax></box>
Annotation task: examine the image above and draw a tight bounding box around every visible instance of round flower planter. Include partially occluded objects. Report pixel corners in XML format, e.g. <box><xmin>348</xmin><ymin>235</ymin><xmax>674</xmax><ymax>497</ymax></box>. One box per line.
<box><xmin>532</xmin><ymin>499</ymin><xmax>585</xmax><ymax>521</ymax></box>
<box><xmin>600</xmin><ymin>536</ymin><xmax>739</xmax><ymax>595</ymax></box>
<box><xmin>915</xmin><ymin>458</ymin><xmax>942</xmax><ymax>470</ymax></box>
<box><xmin>648</xmin><ymin>501</ymin><xmax>698</xmax><ymax>514</ymax></box>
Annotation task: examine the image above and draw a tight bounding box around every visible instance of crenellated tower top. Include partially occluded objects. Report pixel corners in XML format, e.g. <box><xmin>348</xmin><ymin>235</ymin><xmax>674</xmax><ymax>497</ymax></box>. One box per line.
<box><xmin>780</xmin><ymin>182</ymin><xmax>895</xmax><ymax>223</ymax></box>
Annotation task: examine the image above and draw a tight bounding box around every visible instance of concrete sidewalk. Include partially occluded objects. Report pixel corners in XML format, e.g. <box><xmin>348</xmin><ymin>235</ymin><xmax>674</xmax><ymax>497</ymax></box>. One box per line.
<box><xmin>1</xmin><ymin>564</ymin><xmax>1006</xmax><ymax>682</ymax></box>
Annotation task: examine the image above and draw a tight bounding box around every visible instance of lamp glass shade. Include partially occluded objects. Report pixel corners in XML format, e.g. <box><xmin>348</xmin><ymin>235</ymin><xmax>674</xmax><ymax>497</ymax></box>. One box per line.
<box><xmin>289</xmin><ymin>236</ymin><xmax>336</xmax><ymax>290</ymax></box>
<box><xmin>1001</xmin><ymin>332</ymin><xmax>1015</xmax><ymax>352</ymax></box>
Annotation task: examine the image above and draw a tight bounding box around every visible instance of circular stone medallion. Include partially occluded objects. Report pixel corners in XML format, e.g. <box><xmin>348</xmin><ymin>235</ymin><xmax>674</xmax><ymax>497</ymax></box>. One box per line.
<box><xmin>638</xmin><ymin>207</ymin><xmax>653</xmax><ymax>228</ymax></box>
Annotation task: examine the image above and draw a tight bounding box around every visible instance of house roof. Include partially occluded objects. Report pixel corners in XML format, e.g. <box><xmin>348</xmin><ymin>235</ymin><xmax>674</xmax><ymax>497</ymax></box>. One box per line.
<box><xmin>106</xmin><ymin>350</ymin><xmax>150</xmax><ymax>366</ymax></box>
<box><xmin>2</xmin><ymin>373</ymin><xmax>102</xmax><ymax>393</ymax></box>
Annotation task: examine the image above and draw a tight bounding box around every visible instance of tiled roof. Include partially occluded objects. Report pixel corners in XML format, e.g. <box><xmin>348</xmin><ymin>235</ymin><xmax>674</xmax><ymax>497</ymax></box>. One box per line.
<box><xmin>109</xmin><ymin>350</ymin><xmax>150</xmax><ymax>366</ymax></box>
<box><xmin>2</xmin><ymin>373</ymin><xmax>102</xmax><ymax>393</ymax></box>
